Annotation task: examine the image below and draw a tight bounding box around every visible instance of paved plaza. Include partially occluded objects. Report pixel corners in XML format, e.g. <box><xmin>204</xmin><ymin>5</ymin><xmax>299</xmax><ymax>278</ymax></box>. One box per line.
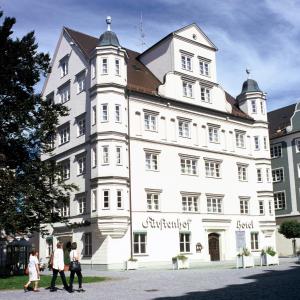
<box><xmin>1</xmin><ymin>259</ymin><xmax>300</xmax><ymax>300</ymax></box>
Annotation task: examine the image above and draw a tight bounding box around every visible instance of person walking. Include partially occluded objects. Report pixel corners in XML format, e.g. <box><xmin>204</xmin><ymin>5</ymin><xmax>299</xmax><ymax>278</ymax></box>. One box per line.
<box><xmin>69</xmin><ymin>242</ymin><xmax>84</xmax><ymax>293</ymax></box>
<box><xmin>24</xmin><ymin>250</ymin><xmax>40</xmax><ymax>292</ymax></box>
<box><xmin>50</xmin><ymin>242</ymin><xmax>69</xmax><ymax>292</ymax></box>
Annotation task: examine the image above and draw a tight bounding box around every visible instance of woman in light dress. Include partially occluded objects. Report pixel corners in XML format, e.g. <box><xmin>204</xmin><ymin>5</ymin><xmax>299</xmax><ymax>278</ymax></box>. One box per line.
<box><xmin>69</xmin><ymin>242</ymin><xmax>84</xmax><ymax>292</ymax></box>
<box><xmin>24</xmin><ymin>250</ymin><xmax>40</xmax><ymax>292</ymax></box>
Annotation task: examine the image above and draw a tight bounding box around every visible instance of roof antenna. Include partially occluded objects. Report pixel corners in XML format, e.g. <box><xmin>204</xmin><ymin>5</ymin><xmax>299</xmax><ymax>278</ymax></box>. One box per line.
<box><xmin>246</xmin><ymin>68</ymin><xmax>251</xmax><ymax>79</ymax></box>
<box><xmin>139</xmin><ymin>12</ymin><xmax>146</xmax><ymax>51</ymax></box>
<box><xmin>106</xmin><ymin>16</ymin><xmax>112</xmax><ymax>31</ymax></box>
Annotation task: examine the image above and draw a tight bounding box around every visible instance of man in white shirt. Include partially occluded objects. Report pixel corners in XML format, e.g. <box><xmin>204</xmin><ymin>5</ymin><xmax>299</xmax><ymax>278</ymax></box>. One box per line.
<box><xmin>50</xmin><ymin>242</ymin><xmax>69</xmax><ymax>292</ymax></box>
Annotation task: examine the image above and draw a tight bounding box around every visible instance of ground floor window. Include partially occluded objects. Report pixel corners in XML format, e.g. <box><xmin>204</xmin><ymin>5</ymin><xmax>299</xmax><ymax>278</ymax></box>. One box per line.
<box><xmin>84</xmin><ymin>232</ymin><xmax>92</xmax><ymax>256</ymax></box>
<box><xmin>133</xmin><ymin>233</ymin><xmax>147</xmax><ymax>254</ymax></box>
<box><xmin>180</xmin><ymin>232</ymin><xmax>191</xmax><ymax>253</ymax></box>
<box><xmin>250</xmin><ymin>232</ymin><xmax>259</xmax><ymax>250</ymax></box>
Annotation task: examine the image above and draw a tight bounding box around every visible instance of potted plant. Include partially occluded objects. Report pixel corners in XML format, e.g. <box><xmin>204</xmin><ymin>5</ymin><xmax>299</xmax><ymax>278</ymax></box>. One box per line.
<box><xmin>236</xmin><ymin>248</ymin><xmax>254</xmax><ymax>268</ymax></box>
<box><xmin>172</xmin><ymin>254</ymin><xmax>189</xmax><ymax>270</ymax></box>
<box><xmin>126</xmin><ymin>257</ymin><xmax>138</xmax><ymax>270</ymax></box>
<box><xmin>260</xmin><ymin>247</ymin><xmax>279</xmax><ymax>266</ymax></box>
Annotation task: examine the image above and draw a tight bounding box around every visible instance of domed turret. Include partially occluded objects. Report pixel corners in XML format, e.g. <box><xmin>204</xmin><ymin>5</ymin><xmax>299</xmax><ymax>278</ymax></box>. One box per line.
<box><xmin>240</xmin><ymin>79</ymin><xmax>261</xmax><ymax>94</ymax></box>
<box><xmin>98</xmin><ymin>16</ymin><xmax>120</xmax><ymax>47</ymax></box>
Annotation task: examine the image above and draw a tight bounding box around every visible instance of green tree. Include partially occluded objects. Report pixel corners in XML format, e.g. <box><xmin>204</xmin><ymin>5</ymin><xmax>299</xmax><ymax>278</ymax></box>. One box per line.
<box><xmin>0</xmin><ymin>11</ymin><xmax>76</xmax><ymax>236</ymax></box>
<box><xmin>278</xmin><ymin>220</ymin><xmax>300</xmax><ymax>256</ymax></box>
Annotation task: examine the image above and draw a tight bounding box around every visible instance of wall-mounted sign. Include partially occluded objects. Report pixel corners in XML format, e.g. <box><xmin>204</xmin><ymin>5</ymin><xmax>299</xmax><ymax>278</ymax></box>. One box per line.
<box><xmin>236</xmin><ymin>220</ymin><xmax>254</xmax><ymax>230</ymax></box>
<box><xmin>142</xmin><ymin>217</ymin><xmax>192</xmax><ymax>230</ymax></box>
<box><xmin>235</xmin><ymin>231</ymin><xmax>246</xmax><ymax>250</ymax></box>
<box><xmin>196</xmin><ymin>243</ymin><xmax>203</xmax><ymax>253</ymax></box>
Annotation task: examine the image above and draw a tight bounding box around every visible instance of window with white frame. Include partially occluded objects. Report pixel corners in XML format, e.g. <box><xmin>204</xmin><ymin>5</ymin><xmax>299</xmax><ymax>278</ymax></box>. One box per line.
<box><xmin>269</xmin><ymin>200</ymin><xmax>273</xmax><ymax>214</ymax></box>
<box><xmin>251</xmin><ymin>100</ymin><xmax>257</xmax><ymax>113</ymax></box>
<box><xmin>59</xmin><ymin>201</ymin><xmax>70</xmax><ymax>217</ymax></box>
<box><xmin>208</xmin><ymin>125</ymin><xmax>220</xmax><ymax>143</ymax></box>
<box><xmin>254</xmin><ymin>136</ymin><xmax>260</xmax><ymax>150</ymax></box>
<box><xmin>274</xmin><ymin>192</ymin><xmax>286</xmax><ymax>210</ymax></box>
<box><xmin>133</xmin><ymin>233</ymin><xmax>147</xmax><ymax>254</ymax></box>
<box><xmin>59</xmin><ymin>85</ymin><xmax>70</xmax><ymax>103</ymax></box>
<box><xmin>259</xmin><ymin>200</ymin><xmax>264</xmax><ymax>215</ymax></box>
<box><xmin>117</xmin><ymin>190</ymin><xmax>123</xmax><ymax>209</ymax></box>
<box><xmin>251</xmin><ymin>232</ymin><xmax>259</xmax><ymax>250</ymax></box>
<box><xmin>270</xmin><ymin>144</ymin><xmax>282</xmax><ymax>158</ymax></box>
<box><xmin>182</xmin><ymin>194</ymin><xmax>199</xmax><ymax>212</ymax></box>
<box><xmin>199</xmin><ymin>60</ymin><xmax>209</xmax><ymax>76</ymax></box>
<box><xmin>200</xmin><ymin>87</ymin><xmax>211</xmax><ymax>103</ymax></box>
<box><xmin>272</xmin><ymin>168</ymin><xmax>284</xmax><ymax>182</ymax></box>
<box><xmin>237</xmin><ymin>164</ymin><xmax>248</xmax><ymax>181</ymax></box>
<box><xmin>181</xmin><ymin>54</ymin><xmax>192</xmax><ymax>71</ymax></box>
<box><xmin>178</xmin><ymin>119</ymin><xmax>190</xmax><ymax>138</ymax></box>
<box><xmin>115</xmin><ymin>104</ymin><xmax>121</xmax><ymax>122</ymax></box>
<box><xmin>101</xmin><ymin>104</ymin><xmax>108</xmax><ymax>122</ymax></box>
<box><xmin>59</xmin><ymin>160</ymin><xmax>70</xmax><ymax>180</ymax></box>
<box><xmin>144</xmin><ymin>112</ymin><xmax>157</xmax><ymax>131</ymax></box>
<box><xmin>240</xmin><ymin>198</ymin><xmax>249</xmax><ymax>214</ymax></box>
<box><xmin>103</xmin><ymin>190</ymin><xmax>109</xmax><ymax>209</ymax></box>
<box><xmin>115</xmin><ymin>59</ymin><xmax>120</xmax><ymax>75</ymax></box>
<box><xmin>91</xmin><ymin>59</ymin><xmax>96</xmax><ymax>79</ymax></box>
<box><xmin>77</xmin><ymin>117</ymin><xmax>86</xmax><ymax>137</ymax></box>
<box><xmin>260</xmin><ymin>101</ymin><xmax>265</xmax><ymax>114</ymax></box>
<box><xmin>182</xmin><ymin>81</ymin><xmax>193</xmax><ymax>98</ymax></box>
<box><xmin>58</xmin><ymin>124</ymin><xmax>70</xmax><ymax>145</ymax></box>
<box><xmin>116</xmin><ymin>146</ymin><xmax>122</xmax><ymax>165</ymax></box>
<box><xmin>207</xmin><ymin>196</ymin><xmax>222</xmax><ymax>213</ymax></box>
<box><xmin>146</xmin><ymin>192</ymin><xmax>160</xmax><ymax>211</ymax></box>
<box><xmin>77</xmin><ymin>195</ymin><xmax>86</xmax><ymax>214</ymax></box>
<box><xmin>205</xmin><ymin>160</ymin><xmax>221</xmax><ymax>178</ymax></box>
<box><xmin>102</xmin><ymin>146</ymin><xmax>109</xmax><ymax>164</ymax></box>
<box><xmin>235</xmin><ymin>131</ymin><xmax>246</xmax><ymax>148</ymax></box>
<box><xmin>102</xmin><ymin>58</ymin><xmax>108</xmax><ymax>74</ymax></box>
<box><xmin>257</xmin><ymin>168</ymin><xmax>262</xmax><ymax>182</ymax></box>
<box><xmin>60</xmin><ymin>57</ymin><xmax>68</xmax><ymax>77</ymax></box>
<box><xmin>266</xmin><ymin>168</ymin><xmax>271</xmax><ymax>182</ymax></box>
<box><xmin>77</xmin><ymin>73</ymin><xmax>85</xmax><ymax>93</ymax></box>
<box><xmin>91</xmin><ymin>189</ymin><xmax>97</xmax><ymax>212</ymax></box>
<box><xmin>92</xmin><ymin>146</ymin><xmax>97</xmax><ymax>167</ymax></box>
<box><xmin>92</xmin><ymin>105</ymin><xmax>97</xmax><ymax>125</ymax></box>
<box><xmin>180</xmin><ymin>232</ymin><xmax>191</xmax><ymax>253</ymax></box>
<box><xmin>180</xmin><ymin>157</ymin><xmax>198</xmax><ymax>175</ymax></box>
<box><xmin>77</xmin><ymin>156</ymin><xmax>86</xmax><ymax>175</ymax></box>
<box><xmin>295</xmin><ymin>139</ymin><xmax>300</xmax><ymax>152</ymax></box>
<box><xmin>263</xmin><ymin>136</ymin><xmax>268</xmax><ymax>150</ymax></box>
<box><xmin>145</xmin><ymin>152</ymin><xmax>158</xmax><ymax>171</ymax></box>
<box><xmin>84</xmin><ymin>233</ymin><xmax>92</xmax><ymax>256</ymax></box>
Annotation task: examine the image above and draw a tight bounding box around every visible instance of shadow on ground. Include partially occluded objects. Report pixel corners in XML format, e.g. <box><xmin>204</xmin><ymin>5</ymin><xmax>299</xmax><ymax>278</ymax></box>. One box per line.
<box><xmin>154</xmin><ymin>265</ymin><xmax>300</xmax><ymax>300</ymax></box>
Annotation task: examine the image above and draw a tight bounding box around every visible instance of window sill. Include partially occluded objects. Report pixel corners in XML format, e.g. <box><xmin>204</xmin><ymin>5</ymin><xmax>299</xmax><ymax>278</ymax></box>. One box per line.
<box><xmin>77</xmin><ymin>173</ymin><xmax>86</xmax><ymax>177</ymax></box>
<box><xmin>205</xmin><ymin>176</ymin><xmax>222</xmax><ymax>179</ymax></box>
<box><xmin>133</xmin><ymin>253</ymin><xmax>148</xmax><ymax>257</ymax></box>
<box><xmin>59</xmin><ymin>141</ymin><xmax>70</xmax><ymax>147</ymax></box>
<box><xmin>146</xmin><ymin>169</ymin><xmax>159</xmax><ymax>172</ymax></box>
<box><xmin>145</xmin><ymin>129</ymin><xmax>158</xmax><ymax>133</ymax></box>
<box><xmin>181</xmin><ymin>173</ymin><xmax>198</xmax><ymax>176</ymax></box>
<box><xmin>209</xmin><ymin>141</ymin><xmax>220</xmax><ymax>144</ymax></box>
<box><xmin>178</xmin><ymin>136</ymin><xmax>191</xmax><ymax>139</ymax></box>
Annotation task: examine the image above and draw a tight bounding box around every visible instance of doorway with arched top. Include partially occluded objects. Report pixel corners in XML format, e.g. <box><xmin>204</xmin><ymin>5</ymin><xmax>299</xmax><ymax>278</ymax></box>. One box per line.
<box><xmin>208</xmin><ymin>232</ymin><xmax>220</xmax><ymax>261</ymax></box>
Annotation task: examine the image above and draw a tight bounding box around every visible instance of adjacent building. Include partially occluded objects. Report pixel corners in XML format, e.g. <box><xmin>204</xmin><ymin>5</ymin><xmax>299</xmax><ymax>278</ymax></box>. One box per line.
<box><xmin>268</xmin><ymin>103</ymin><xmax>300</xmax><ymax>256</ymax></box>
<box><xmin>40</xmin><ymin>17</ymin><xmax>276</xmax><ymax>269</ymax></box>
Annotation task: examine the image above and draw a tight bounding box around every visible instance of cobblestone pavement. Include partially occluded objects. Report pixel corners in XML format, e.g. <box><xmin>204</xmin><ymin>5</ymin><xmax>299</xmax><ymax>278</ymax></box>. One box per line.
<box><xmin>1</xmin><ymin>259</ymin><xmax>300</xmax><ymax>300</ymax></box>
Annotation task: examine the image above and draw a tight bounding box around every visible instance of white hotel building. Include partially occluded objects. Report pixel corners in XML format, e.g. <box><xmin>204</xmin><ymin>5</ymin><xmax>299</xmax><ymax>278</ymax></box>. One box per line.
<box><xmin>40</xmin><ymin>18</ymin><xmax>276</xmax><ymax>269</ymax></box>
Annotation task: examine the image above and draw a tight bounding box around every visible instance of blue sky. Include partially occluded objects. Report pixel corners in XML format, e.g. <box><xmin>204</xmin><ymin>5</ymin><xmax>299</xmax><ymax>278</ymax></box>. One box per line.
<box><xmin>1</xmin><ymin>0</ymin><xmax>299</xmax><ymax>112</ymax></box>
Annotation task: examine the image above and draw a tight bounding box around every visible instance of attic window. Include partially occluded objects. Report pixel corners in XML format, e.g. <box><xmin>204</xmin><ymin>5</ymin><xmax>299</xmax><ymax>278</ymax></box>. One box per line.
<box><xmin>133</xmin><ymin>64</ymin><xmax>142</xmax><ymax>71</ymax></box>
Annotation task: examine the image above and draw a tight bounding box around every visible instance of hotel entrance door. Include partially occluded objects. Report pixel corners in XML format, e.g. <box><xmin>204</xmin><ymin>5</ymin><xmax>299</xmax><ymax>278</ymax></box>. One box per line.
<box><xmin>208</xmin><ymin>233</ymin><xmax>220</xmax><ymax>261</ymax></box>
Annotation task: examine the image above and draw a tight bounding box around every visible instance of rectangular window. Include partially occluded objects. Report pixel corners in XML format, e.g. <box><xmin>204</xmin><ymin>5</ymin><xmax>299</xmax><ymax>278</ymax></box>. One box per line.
<box><xmin>251</xmin><ymin>232</ymin><xmax>259</xmax><ymax>250</ymax></box>
<box><xmin>133</xmin><ymin>233</ymin><xmax>147</xmax><ymax>254</ymax></box>
<box><xmin>102</xmin><ymin>58</ymin><xmax>108</xmax><ymax>74</ymax></box>
<box><xmin>59</xmin><ymin>124</ymin><xmax>70</xmax><ymax>145</ymax></box>
<box><xmin>60</xmin><ymin>160</ymin><xmax>70</xmax><ymax>180</ymax></box>
<box><xmin>77</xmin><ymin>74</ymin><xmax>85</xmax><ymax>93</ymax></box>
<box><xmin>180</xmin><ymin>232</ymin><xmax>191</xmax><ymax>253</ymax></box>
<box><xmin>147</xmin><ymin>193</ymin><xmax>159</xmax><ymax>211</ymax></box>
<box><xmin>263</xmin><ymin>136</ymin><xmax>268</xmax><ymax>150</ymax></box>
<box><xmin>92</xmin><ymin>105</ymin><xmax>97</xmax><ymax>125</ymax></box>
<box><xmin>274</xmin><ymin>192</ymin><xmax>286</xmax><ymax>210</ymax></box>
<box><xmin>181</xmin><ymin>158</ymin><xmax>197</xmax><ymax>175</ymax></box>
<box><xmin>182</xmin><ymin>195</ymin><xmax>198</xmax><ymax>212</ymax></box>
<box><xmin>257</xmin><ymin>168</ymin><xmax>262</xmax><ymax>182</ymax></box>
<box><xmin>77</xmin><ymin>117</ymin><xmax>86</xmax><ymax>137</ymax></box>
<box><xmin>272</xmin><ymin>168</ymin><xmax>284</xmax><ymax>182</ymax></box>
<box><xmin>205</xmin><ymin>160</ymin><xmax>221</xmax><ymax>178</ymax></box>
<box><xmin>178</xmin><ymin>120</ymin><xmax>190</xmax><ymax>138</ymax></box>
<box><xmin>60</xmin><ymin>59</ymin><xmax>68</xmax><ymax>77</ymax></box>
<box><xmin>182</xmin><ymin>81</ymin><xmax>193</xmax><ymax>98</ymax></box>
<box><xmin>78</xmin><ymin>195</ymin><xmax>87</xmax><ymax>214</ymax></box>
<box><xmin>101</xmin><ymin>104</ymin><xmax>108</xmax><ymax>122</ymax></box>
<box><xmin>270</xmin><ymin>144</ymin><xmax>282</xmax><ymax>158</ymax></box>
<box><xmin>199</xmin><ymin>60</ymin><xmax>209</xmax><ymax>76</ymax></box>
<box><xmin>240</xmin><ymin>198</ymin><xmax>249</xmax><ymax>215</ymax></box>
<box><xmin>115</xmin><ymin>104</ymin><xmax>121</xmax><ymax>122</ymax></box>
<box><xmin>117</xmin><ymin>190</ymin><xmax>122</xmax><ymax>209</ymax></box>
<box><xmin>259</xmin><ymin>200</ymin><xmax>264</xmax><ymax>215</ymax></box>
<box><xmin>77</xmin><ymin>156</ymin><xmax>86</xmax><ymax>175</ymax></box>
<box><xmin>266</xmin><ymin>168</ymin><xmax>271</xmax><ymax>182</ymax></box>
<box><xmin>103</xmin><ymin>190</ymin><xmax>110</xmax><ymax>209</ymax></box>
<box><xmin>145</xmin><ymin>152</ymin><xmax>158</xmax><ymax>171</ymax></box>
<box><xmin>91</xmin><ymin>59</ymin><xmax>96</xmax><ymax>79</ymax></box>
<box><xmin>181</xmin><ymin>55</ymin><xmax>192</xmax><ymax>71</ymax></box>
<box><xmin>84</xmin><ymin>233</ymin><xmax>92</xmax><ymax>256</ymax></box>
<box><xmin>115</xmin><ymin>59</ymin><xmax>120</xmax><ymax>75</ymax></box>
<box><xmin>260</xmin><ymin>101</ymin><xmax>265</xmax><ymax>114</ymax></box>
<box><xmin>207</xmin><ymin>196</ymin><xmax>222</xmax><ymax>213</ymax></box>
<box><xmin>251</xmin><ymin>100</ymin><xmax>257</xmax><ymax>113</ymax></box>
<box><xmin>102</xmin><ymin>146</ymin><xmax>109</xmax><ymax>164</ymax></box>
<box><xmin>254</xmin><ymin>136</ymin><xmax>260</xmax><ymax>150</ymax></box>
<box><xmin>237</xmin><ymin>164</ymin><xmax>247</xmax><ymax>181</ymax></box>
<box><xmin>59</xmin><ymin>200</ymin><xmax>70</xmax><ymax>217</ymax></box>
<box><xmin>269</xmin><ymin>200</ymin><xmax>273</xmax><ymax>215</ymax></box>
<box><xmin>144</xmin><ymin>113</ymin><xmax>157</xmax><ymax>131</ymax></box>
<box><xmin>208</xmin><ymin>126</ymin><xmax>219</xmax><ymax>143</ymax></box>
<box><xmin>116</xmin><ymin>146</ymin><xmax>122</xmax><ymax>165</ymax></box>
<box><xmin>235</xmin><ymin>132</ymin><xmax>245</xmax><ymax>148</ymax></box>
<box><xmin>59</xmin><ymin>85</ymin><xmax>70</xmax><ymax>103</ymax></box>
<box><xmin>92</xmin><ymin>190</ymin><xmax>97</xmax><ymax>212</ymax></box>
<box><xmin>200</xmin><ymin>87</ymin><xmax>211</xmax><ymax>103</ymax></box>
<box><xmin>92</xmin><ymin>146</ymin><xmax>97</xmax><ymax>168</ymax></box>
<box><xmin>295</xmin><ymin>139</ymin><xmax>300</xmax><ymax>152</ymax></box>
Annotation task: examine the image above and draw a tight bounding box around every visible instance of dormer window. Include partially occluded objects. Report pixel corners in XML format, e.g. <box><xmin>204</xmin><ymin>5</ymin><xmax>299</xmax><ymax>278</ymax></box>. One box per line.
<box><xmin>60</xmin><ymin>56</ymin><xmax>69</xmax><ymax>77</ymax></box>
<box><xmin>200</xmin><ymin>87</ymin><xmax>211</xmax><ymax>103</ymax></box>
<box><xmin>182</xmin><ymin>81</ymin><xmax>193</xmax><ymax>98</ymax></box>
<box><xmin>199</xmin><ymin>60</ymin><xmax>209</xmax><ymax>76</ymax></box>
<box><xmin>181</xmin><ymin>54</ymin><xmax>192</xmax><ymax>71</ymax></box>
<box><xmin>102</xmin><ymin>58</ymin><xmax>108</xmax><ymax>74</ymax></box>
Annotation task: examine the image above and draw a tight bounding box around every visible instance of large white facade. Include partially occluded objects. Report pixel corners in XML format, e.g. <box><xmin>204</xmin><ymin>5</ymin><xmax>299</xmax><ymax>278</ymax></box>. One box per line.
<box><xmin>40</xmin><ymin>20</ymin><xmax>276</xmax><ymax>269</ymax></box>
